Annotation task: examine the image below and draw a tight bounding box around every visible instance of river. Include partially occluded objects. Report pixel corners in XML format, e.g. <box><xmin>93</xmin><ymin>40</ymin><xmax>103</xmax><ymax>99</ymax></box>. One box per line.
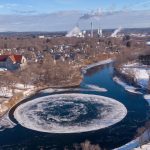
<box><xmin>0</xmin><ymin>63</ymin><xmax>149</xmax><ymax>150</ymax></box>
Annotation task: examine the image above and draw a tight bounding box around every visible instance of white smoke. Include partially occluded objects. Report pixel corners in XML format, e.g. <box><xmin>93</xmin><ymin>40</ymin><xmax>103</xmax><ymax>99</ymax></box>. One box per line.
<box><xmin>98</xmin><ymin>28</ymin><xmax>103</xmax><ymax>37</ymax></box>
<box><xmin>80</xmin><ymin>8</ymin><xmax>103</xmax><ymax>20</ymax></box>
<box><xmin>111</xmin><ymin>27</ymin><xmax>122</xmax><ymax>37</ymax></box>
<box><xmin>66</xmin><ymin>26</ymin><xmax>83</xmax><ymax>37</ymax></box>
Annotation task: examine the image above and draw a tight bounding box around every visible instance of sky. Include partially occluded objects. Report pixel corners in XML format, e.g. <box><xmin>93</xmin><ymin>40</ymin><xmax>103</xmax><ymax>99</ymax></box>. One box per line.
<box><xmin>0</xmin><ymin>0</ymin><xmax>150</xmax><ymax>14</ymax></box>
<box><xmin>0</xmin><ymin>0</ymin><xmax>149</xmax><ymax>31</ymax></box>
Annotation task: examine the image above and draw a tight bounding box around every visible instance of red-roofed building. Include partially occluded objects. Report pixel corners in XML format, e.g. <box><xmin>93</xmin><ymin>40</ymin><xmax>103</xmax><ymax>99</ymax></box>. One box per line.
<box><xmin>0</xmin><ymin>55</ymin><xmax>27</xmax><ymax>70</ymax></box>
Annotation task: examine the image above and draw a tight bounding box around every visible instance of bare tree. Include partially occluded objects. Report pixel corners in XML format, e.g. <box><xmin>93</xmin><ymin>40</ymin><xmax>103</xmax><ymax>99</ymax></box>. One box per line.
<box><xmin>136</xmin><ymin>127</ymin><xmax>146</xmax><ymax>148</ymax></box>
<box><xmin>81</xmin><ymin>140</ymin><xmax>101</xmax><ymax>150</ymax></box>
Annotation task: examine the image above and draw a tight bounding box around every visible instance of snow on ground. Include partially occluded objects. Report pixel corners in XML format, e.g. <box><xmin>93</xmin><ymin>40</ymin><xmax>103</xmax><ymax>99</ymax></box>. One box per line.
<box><xmin>40</xmin><ymin>85</ymin><xmax>108</xmax><ymax>94</ymax></box>
<box><xmin>0</xmin><ymin>83</ymin><xmax>35</xmax><ymax>115</ymax></box>
<box><xmin>114</xmin><ymin>130</ymin><xmax>150</xmax><ymax>150</ymax></box>
<box><xmin>82</xmin><ymin>58</ymin><xmax>113</xmax><ymax>74</ymax></box>
<box><xmin>85</xmin><ymin>84</ymin><xmax>108</xmax><ymax>92</ymax></box>
<box><xmin>144</xmin><ymin>95</ymin><xmax>150</xmax><ymax>106</ymax></box>
<box><xmin>14</xmin><ymin>94</ymin><xmax>127</xmax><ymax>134</ymax></box>
<box><xmin>113</xmin><ymin>77</ymin><xmax>142</xmax><ymax>94</ymax></box>
<box><xmin>0</xmin><ymin>113</ymin><xmax>16</xmax><ymax>131</ymax></box>
<box><xmin>133</xmin><ymin>69</ymin><xmax>149</xmax><ymax>88</ymax></box>
<box><xmin>0</xmin><ymin>87</ymin><xmax>13</xmax><ymax>98</ymax></box>
<box><xmin>114</xmin><ymin>139</ymin><xmax>139</xmax><ymax>150</ymax></box>
<box><xmin>114</xmin><ymin>64</ymin><xmax>150</xmax><ymax>150</ymax></box>
<box><xmin>40</xmin><ymin>88</ymin><xmax>79</xmax><ymax>94</ymax></box>
<box><xmin>121</xmin><ymin>63</ymin><xmax>150</xmax><ymax>88</ymax></box>
<box><xmin>0</xmin><ymin>84</ymin><xmax>34</xmax><ymax>98</ymax></box>
<box><xmin>134</xmin><ymin>143</ymin><xmax>150</xmax><ymax>150</ymax></box>
<box><xmin>15</xmin><ymin>84</ymin><xmax>34</xmax><ymax>90</ymax></box>
<box><xmin>0</xmin><ymin>68</ymin><xmax>7</xmax><ymax>72</ymax></box>
<box><xmin>40</xmin><ymin>88</ymin><xmax>56</xmax><ymax>93</ymax></box>
<box><xmin>0</xmin><ymin>85</ymin><xmax>36</xmax><ymax>131</ymax></box>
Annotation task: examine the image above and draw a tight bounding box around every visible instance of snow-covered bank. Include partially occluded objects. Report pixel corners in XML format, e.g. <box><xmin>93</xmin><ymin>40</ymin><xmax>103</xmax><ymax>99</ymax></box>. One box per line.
<box><xmin>120</xmin><ymin>63</ymin><xmax>150</xmax><ymax>89</ymax></box>
<box><xmin>114</xmin><ymin>130</ymin><xmax>150</xmax><ymax>150</ymax></box>
<box><xmin>82</xmin><ymin>58</ymin><xmax>113</xmax><ymax>74</ymax></box>
<box><xmin>40</xmin><ymin>84</ymin><xmax>108</xmax><ymax>94</ymax></box>
<box><xmin>0</xmin><ymin>113</ymin><xmax>16</xmax><ymax>131</ymax></box>
<box><xmin>114</xmin><ymin>62</ymin><xmax>150</xmax><ymax>150</ymax></box>
<box><xmin>0</xmin><ymin>85</ymin><xmax>36</xmax><ymax>117</ymax></box>
<box><xmin>144</xmin><ymin>95</ymin><xmax>150</xmax><ymax>106</ymax></box>
<box><xmin>15</xmin><ymin>84</ymin><xmax>34</xmax><ymax>90</ymax></box>
<box><xmin>84</xmin><ymin>84</ymin><xmax>108</xmax><ymax>92</ymax></box>
<box><xmin>0</xmin><ymin>58</ymin><xmax>111</xmax><ymax>132</ymax></box>
<box><xmin>114</xmin><ymin>139</ymin><xmax>139</xmax><ymax>150</ymax></box>
<box><xmin>113</xmin><ymin>77</ymin><xmax>142</xmax><ymax>94</ymax></box>
<box><xmin>134</xmin><ymin>142</ymin><xmax>150</xmax><ymax>150</ymax></box>
<box><xmin>0</xmin><ymin>84</ymin><xmax>34</xmax><ymax>98</ymax></box>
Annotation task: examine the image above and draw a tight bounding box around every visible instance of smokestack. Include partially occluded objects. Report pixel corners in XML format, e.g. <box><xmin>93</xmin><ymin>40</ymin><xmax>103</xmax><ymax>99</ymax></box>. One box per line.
<box><xmin>98</xmin><ymin>27</ymin><xmax>102</xmax><ymax>37</ymax></box>
<box><xmin>91</xmin><ymin>22</ymin><xmax>93</xmax><ymax>38</ymax></box>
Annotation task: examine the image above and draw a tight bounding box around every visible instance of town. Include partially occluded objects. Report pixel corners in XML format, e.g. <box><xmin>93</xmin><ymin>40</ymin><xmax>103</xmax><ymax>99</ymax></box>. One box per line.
<box><xmin>0</xmin><ymin>0</ymin><xmax>150</xmax><ymax>149</ymax></box>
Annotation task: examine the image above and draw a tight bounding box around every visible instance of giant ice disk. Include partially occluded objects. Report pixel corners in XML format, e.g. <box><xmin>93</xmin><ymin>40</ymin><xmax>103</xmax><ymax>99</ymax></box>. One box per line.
<box><xmin>14</xmin><ymin>94</ymin><xmax>127</xmax><ymax>133</ymax></box>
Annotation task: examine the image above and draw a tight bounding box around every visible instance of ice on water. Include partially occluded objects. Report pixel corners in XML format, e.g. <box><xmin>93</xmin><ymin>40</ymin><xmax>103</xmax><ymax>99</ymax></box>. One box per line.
<box><xmin>14</xmin><ymin>94</ymin><xmax>127</xmax><ymax>133</ymax></box>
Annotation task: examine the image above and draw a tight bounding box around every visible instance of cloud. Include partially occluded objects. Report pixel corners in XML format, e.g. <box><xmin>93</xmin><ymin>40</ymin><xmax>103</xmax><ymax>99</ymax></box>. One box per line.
<box><xmin>12</xmin><ymin>10</ymin><xmax>37</xmax><ymax>15</ymax></box>
<box><xmin>0</xmin><ymin>3</ymin><xmax>18</xmax><ymax>9</ymax></box>
<box><xmin>133</xmin><ymin>0</ymin><xmax>150</xmax><ymax>7</ymax></box>
<box><xmin>80</xmin><ymin>10</ymin><xmax>121</xmax><ymax>20</ymax></box>
<box><xmin>0</xmin><ymin>10</ymin><xmax>149</xmax><ymax>32</ymax></box>
<box><xmin>0</xmin><ymin>3</ymin><xmax>34</xmax><ymax>15</ymax></box>
<box><xmin>80</xmin><ymin>9</ymin><xmax>103</xmax><ymax>20</ymax></box>
<box><xmin>123</xmin><ymin>0</ymin><xmax>150</xmax><ymax>10</ymax></box>
<box><xmin>55</xmin><ymin>0</ymin><xmax>76</xmax><ymax>4</ymax></box>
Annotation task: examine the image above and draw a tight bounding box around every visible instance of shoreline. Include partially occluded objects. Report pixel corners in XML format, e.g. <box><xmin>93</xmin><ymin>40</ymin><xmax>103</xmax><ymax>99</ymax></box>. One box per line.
<box><xmin>82</xmin><ymin>58</ymin><xmax>113</xmax><ymax>74</ymax></box>
<box><xmin>0</xmin><ymin>82</ymin><xmax>81</xmax><ymax>117</ymax></box>
<box><xmin>113</xmin><ymin>71</ymin><xmax>150</xmax><ymax>149</ymax></box>
<box><xmin>1</xmin><ymin>58</ymin><xmax>147</xmax><ymax>150</ymax></box>
<box><xmin>0</xmin><ymin>58</ymin><xmax>113</xmax><ymax>118</ymax></box>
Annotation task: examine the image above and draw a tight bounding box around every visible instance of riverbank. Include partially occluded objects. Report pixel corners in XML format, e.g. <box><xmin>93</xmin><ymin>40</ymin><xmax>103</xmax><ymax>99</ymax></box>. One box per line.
<box><xmin>82</xmin><ymin>58</ymin><xmax>113</xmax><ymax>74</ymax></box>
<box><xmin>115</xmin><ymin>62</ymin><xmax>150</xmax><ymax>90</ymax></box>
<box><xmin>114</xmin><ymin>129</ymin><xmax>150</xmax><ymax>150</ymax></box>
<box><xmin>114</xmin><ymin>63</ymin><xmax>150</xmax><ymax>150</ymax></box>
<box><xmin>0</xmin><ymin>83</ymin><xmax>82</xmax><ymax>117</ymax></box>
<box><xmin>0</xmin><ymin>58</ymin><xmax>148</xmax><ymax>150</ymax></box>
<box><xmin>0</xmin><ymin>58</ymin><xmax>113</xmax><ymax>118</ymax></box>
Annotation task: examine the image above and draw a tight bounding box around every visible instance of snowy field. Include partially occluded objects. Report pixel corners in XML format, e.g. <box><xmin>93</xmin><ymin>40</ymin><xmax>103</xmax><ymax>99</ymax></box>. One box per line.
<box><xmin>14</xmin><ymin>94</ymin><xmax>127</xmax><ymax>133</ymax></box>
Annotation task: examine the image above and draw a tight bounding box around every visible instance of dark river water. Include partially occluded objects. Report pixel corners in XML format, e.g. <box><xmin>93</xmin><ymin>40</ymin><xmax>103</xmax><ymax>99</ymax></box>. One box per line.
<box><xmin>0</xmin><ymin>63</ymin><xmax>149</xmax><ymax>150</ymax></box>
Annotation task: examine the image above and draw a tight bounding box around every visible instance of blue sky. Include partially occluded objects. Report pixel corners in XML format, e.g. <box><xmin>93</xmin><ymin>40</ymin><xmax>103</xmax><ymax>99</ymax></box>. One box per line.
<box><xmin>0</xmin><ymin>0</ymin><xmax>149</xmax><ymax>31</ymax></box>
<box><xmin>0</xmin><ymin>0</ymin><xmax>150</xmax><ymax>14</ymax></box>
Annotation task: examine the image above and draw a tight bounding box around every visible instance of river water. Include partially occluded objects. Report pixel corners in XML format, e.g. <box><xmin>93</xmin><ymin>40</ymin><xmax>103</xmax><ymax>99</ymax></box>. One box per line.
<box><xmin>0</xmin><ymin>63</ymin><xmax>149</xmax><ymax>150</ymax></box>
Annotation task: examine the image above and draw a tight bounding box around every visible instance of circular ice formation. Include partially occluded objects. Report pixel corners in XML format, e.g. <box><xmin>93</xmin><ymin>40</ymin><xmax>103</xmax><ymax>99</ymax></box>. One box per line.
<box><xmin>14</xmin><ymin>94</ymin><xmax>127</xmax><ymax>133</ymax></box>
